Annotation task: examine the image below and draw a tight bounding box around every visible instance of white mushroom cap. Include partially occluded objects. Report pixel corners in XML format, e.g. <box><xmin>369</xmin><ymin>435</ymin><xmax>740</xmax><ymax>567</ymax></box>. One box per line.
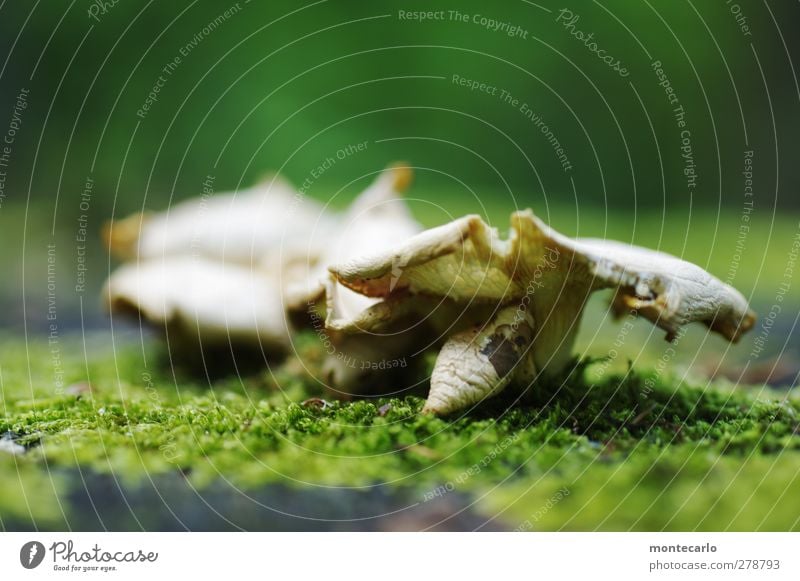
<box><xmin>103</xmin><ymin>174</ymin><xmax>336</xmax><ymax>268</ymax></box>
<box><xmin>103</xmin><ymin>256</ymin><xmax>290</xmax><ymax>350</ymax></box>
<box><xmin>284</xmin><ymin>163</ymin><xmax>420</xmax><ymax>314</ymax></box>
<box><xmin>330</xmin><ymin>210</ymin><xmax>755</xmax><ymax>344</ymax></box>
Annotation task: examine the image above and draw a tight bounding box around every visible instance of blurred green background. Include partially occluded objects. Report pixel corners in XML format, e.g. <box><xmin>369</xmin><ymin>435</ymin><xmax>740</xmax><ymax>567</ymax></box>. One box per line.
<box><xmin>1</xmin><ymin>1</ymin><xmax>798</xmax><ymax>328</ymax></box>
<box><xmin>1</xmin><ymin>0</ymin><xmax>798</xmax><ymax>204</ymax></box>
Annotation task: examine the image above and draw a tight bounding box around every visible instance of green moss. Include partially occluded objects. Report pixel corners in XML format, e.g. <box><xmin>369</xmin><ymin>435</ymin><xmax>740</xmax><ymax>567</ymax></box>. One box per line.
<box><xmin>480</xmin><ymin>447</ymin><xmax>800</xmax><ymax>531</ymax></box>
<box><xmin>1</xmin><ymin>333</ymin><xmax>798</xmax><ymax>530</ymax></box>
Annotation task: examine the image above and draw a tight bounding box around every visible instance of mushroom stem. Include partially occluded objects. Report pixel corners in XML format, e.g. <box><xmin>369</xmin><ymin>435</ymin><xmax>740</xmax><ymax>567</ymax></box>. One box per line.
<box><xmin>423</xmin><ymin>305</ymin><xmax>536</xmax><ymax>415</ymax></box>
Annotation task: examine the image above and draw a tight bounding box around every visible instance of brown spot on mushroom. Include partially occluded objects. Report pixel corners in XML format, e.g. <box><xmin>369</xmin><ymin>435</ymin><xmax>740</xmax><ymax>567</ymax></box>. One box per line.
<box><xmin>480</xmin><ymin>323</ymin><xmax>532</xmax><ymax>379</ymax></box>
<box><xmin>480</xmin><ymin>333</ymin><xmax>518</xmax><ymax>379</ymax></box>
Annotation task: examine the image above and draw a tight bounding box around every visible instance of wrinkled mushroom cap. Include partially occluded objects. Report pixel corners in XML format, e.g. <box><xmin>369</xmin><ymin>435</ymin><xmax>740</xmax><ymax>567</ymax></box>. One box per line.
<box><xmin>330</xmin><ymin>210</ymin><xmax>756</xmax><ymax>346</ymax></box>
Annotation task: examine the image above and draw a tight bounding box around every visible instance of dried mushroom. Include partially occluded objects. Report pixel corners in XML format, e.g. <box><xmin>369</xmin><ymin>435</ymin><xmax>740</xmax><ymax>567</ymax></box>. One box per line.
<box><xmin>103</xmin><ymin>167</ymin><xmax>756</xmax><ymax>417</ymax></box>
<box><xmin>103</xmin><ymin>164</ymin><xmax>419</xmax><ymax>356</ymax></box>
<box><xmin>327</xmin><ymin>210</ymin><xmax>757</xmax><ymax>414</ymax></box>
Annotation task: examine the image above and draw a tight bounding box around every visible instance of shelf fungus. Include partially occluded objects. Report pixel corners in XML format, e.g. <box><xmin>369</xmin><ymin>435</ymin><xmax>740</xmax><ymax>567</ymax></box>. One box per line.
<box><xmin>102</xmin><ymin>164</ymin><xmax>418</xmax><ymax>354</ymax></box>
<box><xmin>326</xmin><ymin>211</ymin><xmax>757</xmax><ymax>415</ymax></box>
